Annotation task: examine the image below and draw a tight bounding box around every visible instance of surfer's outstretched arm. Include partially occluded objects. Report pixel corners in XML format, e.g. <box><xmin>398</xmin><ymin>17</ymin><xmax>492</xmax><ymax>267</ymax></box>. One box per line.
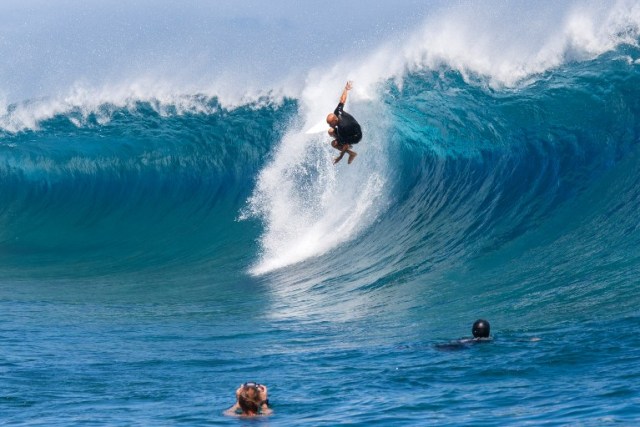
<box><xmin>339</xmin><ymin>81</ymin><xmax>353</xmax><ymax>104</ymax></box>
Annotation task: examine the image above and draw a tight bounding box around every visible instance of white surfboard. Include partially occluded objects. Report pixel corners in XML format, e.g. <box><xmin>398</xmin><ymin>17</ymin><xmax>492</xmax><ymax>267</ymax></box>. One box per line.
<box><xmin>305</xmin><ymin>119</ymin><xmax>329</xmax><ymax>134</ymax></box>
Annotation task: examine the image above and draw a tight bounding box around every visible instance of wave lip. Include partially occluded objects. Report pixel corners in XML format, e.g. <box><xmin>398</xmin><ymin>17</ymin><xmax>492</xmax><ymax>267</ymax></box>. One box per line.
<box><xmin>397</xmin><ymin>0</ymin><xmax>640</xmax><ymax>86</ymax></box>
<box><xmin>0</xmin><ymin>80</ymin><xmax>291</xmax><ymax>134</ymax></box>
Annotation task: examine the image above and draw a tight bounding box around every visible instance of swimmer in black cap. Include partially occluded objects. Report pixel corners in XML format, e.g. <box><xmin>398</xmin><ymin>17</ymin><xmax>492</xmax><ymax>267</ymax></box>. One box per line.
<box><xmin>472</xmin><ymin>319</ymin><xmax>491</xmax><ymax>339</ymax></box>
<box><xmin>435</xmin><ymin>319</ymin><xmax>492</xmax><ymax>351</ymax></box>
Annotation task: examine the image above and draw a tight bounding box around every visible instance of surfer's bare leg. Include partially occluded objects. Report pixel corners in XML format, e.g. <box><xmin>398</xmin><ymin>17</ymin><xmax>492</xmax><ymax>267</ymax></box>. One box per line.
<box><xmin>331</xmin><ymin>141</ymin><xmax>357</xmax><ymax>164</ymax></box>
<box><xmin>346</xmin><ymin>147</ymin><xmax>357</xmax><ymax>164</ymax></box>
<box><xmin>331</xmin><ymin>140</ymin><xmax>346</xmax><ymax>164</ymax></box>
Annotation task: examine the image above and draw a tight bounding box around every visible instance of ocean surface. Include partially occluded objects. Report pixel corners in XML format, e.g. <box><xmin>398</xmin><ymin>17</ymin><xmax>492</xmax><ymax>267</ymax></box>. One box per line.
<box><xmin>2</xmin><ymin>1</ymin><xmax>640</xmax><ymax>425</ymax></box>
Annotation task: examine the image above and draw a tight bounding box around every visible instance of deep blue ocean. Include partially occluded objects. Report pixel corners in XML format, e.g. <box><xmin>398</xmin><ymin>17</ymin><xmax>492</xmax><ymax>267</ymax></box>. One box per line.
<box><xmin>2</xmin><ymin>3</ymin><xmax>640</xmax><ymax>425</ymax></box>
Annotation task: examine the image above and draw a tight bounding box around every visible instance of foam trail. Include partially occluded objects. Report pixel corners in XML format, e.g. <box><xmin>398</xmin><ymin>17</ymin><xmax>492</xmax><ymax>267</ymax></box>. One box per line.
<box><xmin>244</xmin><ymin>94</ymin><xmax>389</xmax><ymax>275</ymax></box>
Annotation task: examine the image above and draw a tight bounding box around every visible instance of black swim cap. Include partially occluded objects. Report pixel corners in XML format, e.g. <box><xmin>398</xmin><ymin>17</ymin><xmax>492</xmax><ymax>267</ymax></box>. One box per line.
<box><xmin>472</xmin><ymin>319</ymin><xmax>490</xmax><ymax>338</ymax></box>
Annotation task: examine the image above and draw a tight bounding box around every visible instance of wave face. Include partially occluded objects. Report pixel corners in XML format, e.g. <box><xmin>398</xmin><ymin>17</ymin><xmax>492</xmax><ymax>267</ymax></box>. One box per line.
<box><xmin>0</xmin><ymin>98</ymin><xmax>296</xmax><ymax>279</ymax></box>
<box><xmin>2</xmin><ymin>46</ymin><xmax>640</xmax><ymax>312</ymax></box>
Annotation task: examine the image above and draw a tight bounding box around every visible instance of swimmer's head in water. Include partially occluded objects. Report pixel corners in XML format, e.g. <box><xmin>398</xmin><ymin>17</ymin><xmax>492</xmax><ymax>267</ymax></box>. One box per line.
<box><xmin>236</xmin><ymin>383</ymin><xmax>263</xmax><ymax>414</ymax></box>
<box><xmin>326</xmin><ymin>113</ymin><xmax>338</xmax><ymax>127</ymax></box>
<box><xmin>472</xmin><ymin>319</ymin><xmax>490</xmax><ymax>338</ymax></box>
<box><xmin>238</xmin><ymin>392</ymin><xmax>259</xmax><ymax>415</ymax></box>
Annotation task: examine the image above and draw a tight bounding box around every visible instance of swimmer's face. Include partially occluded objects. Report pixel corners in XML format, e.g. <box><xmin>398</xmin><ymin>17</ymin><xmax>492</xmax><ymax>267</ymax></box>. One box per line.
<box><xmin>326</xmin><ymin>113</ymin><xmax>338</xmax><ymax>127</ymax></box>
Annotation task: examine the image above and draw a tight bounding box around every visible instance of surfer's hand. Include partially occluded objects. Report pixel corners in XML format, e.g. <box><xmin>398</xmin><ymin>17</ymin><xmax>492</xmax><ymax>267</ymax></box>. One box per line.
<box><xmin>345</xmin><ymin>81</ymin><xmax>353</xmax><ymax>91</ymax></box>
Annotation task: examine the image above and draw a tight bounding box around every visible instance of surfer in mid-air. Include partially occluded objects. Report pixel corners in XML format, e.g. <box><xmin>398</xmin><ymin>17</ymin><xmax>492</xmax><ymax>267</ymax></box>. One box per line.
<box><xmin>326</xmin><ymin>81</ymin><xmax>362</xmax><ymax>164</ymax></box>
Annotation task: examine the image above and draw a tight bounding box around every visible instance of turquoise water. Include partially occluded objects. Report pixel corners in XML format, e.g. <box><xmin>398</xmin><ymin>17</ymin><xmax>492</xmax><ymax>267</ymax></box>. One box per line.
<box><xmin>2</xmin><ymin>4</ymin><xmax>640</xmax><ymax>425</ymax></box>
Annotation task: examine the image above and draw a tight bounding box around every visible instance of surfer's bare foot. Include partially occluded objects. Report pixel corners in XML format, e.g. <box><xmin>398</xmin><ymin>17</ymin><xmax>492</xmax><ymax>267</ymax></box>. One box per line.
<box><xmin>347</xmin><ymin>151</ymin><xmax>357</xmax><ymax>164</ymax></box>
<box><xmin>333</xmin><ymin>156</ymin><xmax>343</xmax><ymax>164</ymax></box>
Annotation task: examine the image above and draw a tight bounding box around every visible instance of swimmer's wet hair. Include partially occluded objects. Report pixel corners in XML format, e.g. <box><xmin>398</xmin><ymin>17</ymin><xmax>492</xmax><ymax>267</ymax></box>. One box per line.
<box><xmin>238</xmin><ymin>388</ymin><xmax>260</xmax><ymax>414</ymax></box>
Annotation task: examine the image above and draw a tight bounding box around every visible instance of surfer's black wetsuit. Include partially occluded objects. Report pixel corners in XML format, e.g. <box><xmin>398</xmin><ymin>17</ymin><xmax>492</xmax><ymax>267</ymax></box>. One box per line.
<box><xmin>334</xmin><ymin>102</ymin><xmax>362</xmax><ymax>146</ymax></box>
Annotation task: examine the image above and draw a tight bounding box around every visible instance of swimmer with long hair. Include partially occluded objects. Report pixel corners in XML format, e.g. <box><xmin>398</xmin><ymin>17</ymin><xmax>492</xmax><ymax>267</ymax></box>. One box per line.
<box><xmin>224</xmin><ymin>382</ymin><xmax>272</xmax><ymax>417</ymax></box>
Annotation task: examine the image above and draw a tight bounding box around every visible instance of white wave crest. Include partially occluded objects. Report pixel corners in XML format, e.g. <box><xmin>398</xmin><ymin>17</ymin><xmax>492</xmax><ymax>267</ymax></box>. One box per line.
<box><xmin>0</xmin><ymin>79</ymin><xmax>292</xmax><ymax>134</ymax></box>
<box><xmin>308</xmin><ymin>0</ymin><xmax>640</xmax><ymax>97</ymax></box>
